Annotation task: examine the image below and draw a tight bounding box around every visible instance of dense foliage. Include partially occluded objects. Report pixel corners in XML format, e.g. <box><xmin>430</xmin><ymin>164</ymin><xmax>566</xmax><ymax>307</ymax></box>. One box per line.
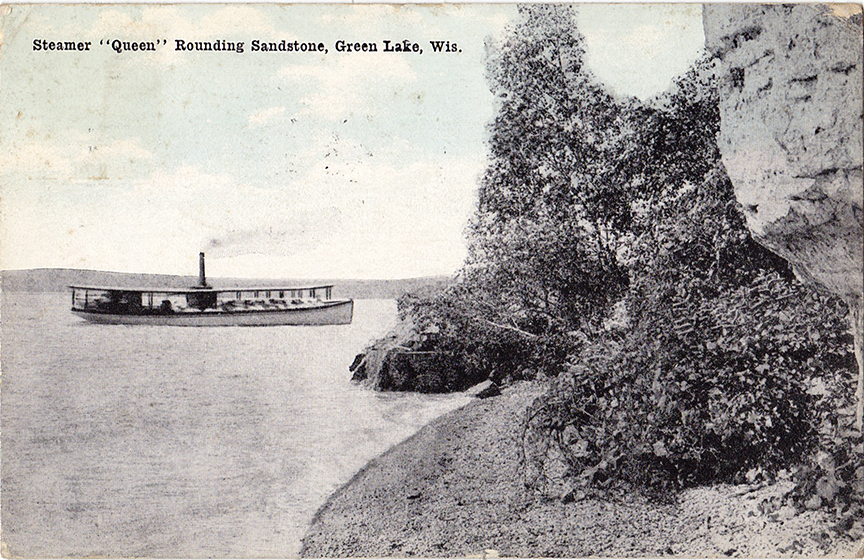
<box><xmin>389</xmin><ymin>4</ymin><xmax>860</xmax><ymax>509</ymax></box>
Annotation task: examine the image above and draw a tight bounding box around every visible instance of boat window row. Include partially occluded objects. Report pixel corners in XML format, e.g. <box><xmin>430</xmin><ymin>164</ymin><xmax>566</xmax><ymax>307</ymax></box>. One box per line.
<box><xmin>71</xmin><ymin>286</ymin><xmax>334</xmax><ymax>315</ymax></box>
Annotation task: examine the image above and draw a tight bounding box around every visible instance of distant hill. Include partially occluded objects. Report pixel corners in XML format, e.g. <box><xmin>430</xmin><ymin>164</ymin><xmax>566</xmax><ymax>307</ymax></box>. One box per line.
<box><xmin>0</xmin><ymin>268</ymin><xmax>452</xmax><ymax>300</ymax></box>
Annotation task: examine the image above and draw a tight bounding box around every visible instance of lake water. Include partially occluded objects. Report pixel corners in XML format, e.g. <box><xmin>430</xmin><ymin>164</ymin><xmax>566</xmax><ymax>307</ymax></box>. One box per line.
<box><xmin>1</xmin><ymin>293</ymin><xmax>470</xmax><ymax>557</ymax></box>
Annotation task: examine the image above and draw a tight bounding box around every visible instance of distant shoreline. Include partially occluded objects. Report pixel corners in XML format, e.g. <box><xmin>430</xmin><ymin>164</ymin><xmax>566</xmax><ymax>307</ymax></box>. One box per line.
<box><xmin>1</xmin><ymin>268</ymin><xmax>451</xmax><ymax>300</ymax></box>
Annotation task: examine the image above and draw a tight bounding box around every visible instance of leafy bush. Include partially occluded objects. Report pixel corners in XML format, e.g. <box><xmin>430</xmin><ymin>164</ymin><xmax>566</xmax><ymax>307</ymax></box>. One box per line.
<box><xmin>523</xmin><ymin>268</ymin><xmax>854</xmax><ymax>495</ymax></box>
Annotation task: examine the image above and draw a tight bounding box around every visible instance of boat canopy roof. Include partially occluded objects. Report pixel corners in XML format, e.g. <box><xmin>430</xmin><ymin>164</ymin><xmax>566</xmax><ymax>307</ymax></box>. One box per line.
<box><xmin>69</xmin><ymin>284</ymin><xmax>335</xmax><ymax>294</ymax></box>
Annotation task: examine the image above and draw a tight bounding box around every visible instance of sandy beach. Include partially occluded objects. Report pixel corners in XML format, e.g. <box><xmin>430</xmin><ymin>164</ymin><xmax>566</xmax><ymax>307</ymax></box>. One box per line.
<box><xmin>301</xmin><ymin>382</ymin><xmax>862</xmax><ymax>558</ymax></box>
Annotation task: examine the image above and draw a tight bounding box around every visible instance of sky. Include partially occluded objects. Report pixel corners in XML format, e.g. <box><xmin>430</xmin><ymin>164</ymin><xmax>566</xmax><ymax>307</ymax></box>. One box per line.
<box><xmin>0</xmin><ymin>4</ymin><xmax>704</xmax><ymax>279</ymax></box>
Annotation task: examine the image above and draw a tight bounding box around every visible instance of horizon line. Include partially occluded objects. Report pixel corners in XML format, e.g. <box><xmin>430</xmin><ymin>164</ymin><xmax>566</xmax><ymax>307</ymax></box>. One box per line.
<box><xmin>1</xmin><ymin>266</ymin><xmax>455</xmax><ymax>283</ymax></box>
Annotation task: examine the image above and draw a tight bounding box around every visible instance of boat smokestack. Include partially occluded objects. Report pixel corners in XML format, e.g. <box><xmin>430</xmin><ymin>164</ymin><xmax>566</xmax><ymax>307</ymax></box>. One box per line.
<box><xmin>199</xmin><ymin>252</ymin><xmax>208</xmax><ymax>287</ymax></box>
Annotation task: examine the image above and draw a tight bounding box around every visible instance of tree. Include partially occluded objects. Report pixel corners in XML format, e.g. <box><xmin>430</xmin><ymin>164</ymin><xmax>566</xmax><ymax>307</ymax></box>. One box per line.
<box><xmin>467</xmin><ymin>4</ymin><xmax>631</xmax><ymax>335</ymax></box>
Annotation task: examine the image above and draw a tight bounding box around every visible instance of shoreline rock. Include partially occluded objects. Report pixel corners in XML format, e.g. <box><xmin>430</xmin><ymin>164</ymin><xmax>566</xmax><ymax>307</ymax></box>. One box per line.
<box><xmin>349</xmin><ymin>319</ymin><xmax>487</xmax><ymax>393</ymax></box>
<box><xmin>464</xmin><ymin>379</ymin><xmax>501</xmax><ymax>399</ymax></box>
<box><xmin>350</xmin><ymin>346</ymin><xmax>469</xmax><ymax>393</ymax></box>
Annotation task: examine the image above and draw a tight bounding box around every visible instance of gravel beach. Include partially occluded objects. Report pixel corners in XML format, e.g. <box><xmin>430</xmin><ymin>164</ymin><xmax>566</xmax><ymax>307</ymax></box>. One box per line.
<box><xmin>301</xmin><ymin>382</ymin><xmax>863</xmax><ymax>558</ymax></box>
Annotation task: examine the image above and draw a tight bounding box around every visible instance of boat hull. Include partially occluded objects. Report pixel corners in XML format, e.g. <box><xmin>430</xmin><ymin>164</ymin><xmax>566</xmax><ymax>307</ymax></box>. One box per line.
<box><xmin>71</xmin><ymin>300</ymin><xmax>353</xmax><ymax>327</ymax></box>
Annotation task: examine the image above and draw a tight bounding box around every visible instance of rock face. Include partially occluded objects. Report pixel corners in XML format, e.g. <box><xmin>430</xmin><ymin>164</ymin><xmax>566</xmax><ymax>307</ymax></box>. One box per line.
<box><xmin>349</xmin><ymin>319</ymin><xmax>487</xmax><ymax>393</ymax></box>
<box><xmin>350</xmin><ymin>345</ymin><xmax>469</xmax><ymax>393</ymax></box>
<box><xmin>704</xmin><ymin>4</ymin><xmax>863</xmax><ymax>428</ymax></box>
<box><xmin>704</xmin><ymin>4</ymin><xmax>862</xmax><ymax>298</ymax></box>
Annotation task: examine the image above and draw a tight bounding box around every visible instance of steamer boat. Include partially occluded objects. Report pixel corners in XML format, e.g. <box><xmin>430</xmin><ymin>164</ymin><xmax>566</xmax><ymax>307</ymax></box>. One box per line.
<box><xmin>69</xmin><ymin>253</ymin><xmax>353</xmax><ymax>326</ymax></box>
